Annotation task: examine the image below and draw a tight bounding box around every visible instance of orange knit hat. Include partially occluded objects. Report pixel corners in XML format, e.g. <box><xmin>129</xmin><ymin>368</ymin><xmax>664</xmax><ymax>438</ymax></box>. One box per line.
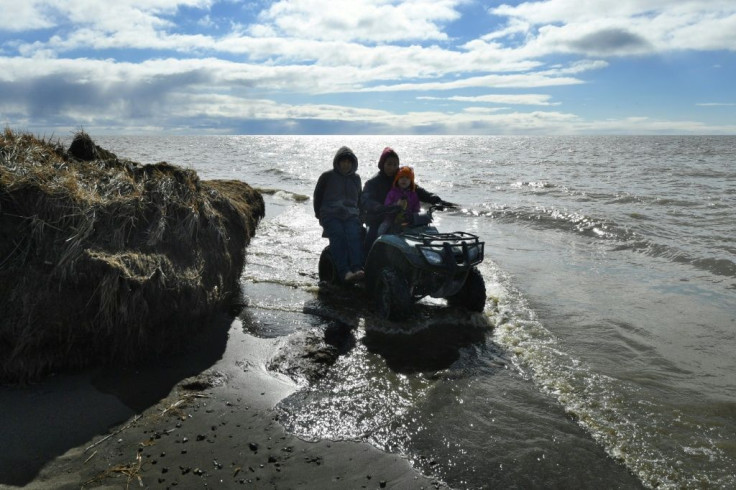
<box><xmin>393</xmin><ymin>166</ymin><xmax>416</xmax><ymax>190</ymax></box>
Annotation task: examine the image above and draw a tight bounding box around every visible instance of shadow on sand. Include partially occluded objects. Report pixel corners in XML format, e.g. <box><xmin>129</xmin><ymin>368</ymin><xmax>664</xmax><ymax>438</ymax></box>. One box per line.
<box><xmin>0</xmin><ymin>313</ymin><xmax>233</xmax><ymax>487</ymax></box>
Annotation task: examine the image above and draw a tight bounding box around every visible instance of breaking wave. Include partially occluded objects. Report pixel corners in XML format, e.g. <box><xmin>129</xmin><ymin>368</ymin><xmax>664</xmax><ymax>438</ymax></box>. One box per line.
<box><xmin>255</xmin><ymin>187</ymin><xmax>310</xmax><ymax>202</ymax></box>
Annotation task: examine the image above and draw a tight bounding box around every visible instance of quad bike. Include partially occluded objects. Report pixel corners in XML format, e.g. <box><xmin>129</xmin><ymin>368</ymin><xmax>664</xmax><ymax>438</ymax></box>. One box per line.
<box><xmin>318</xmin><ymin>205</ymin><xmax>486</xmax><ymax>321</ymax></box>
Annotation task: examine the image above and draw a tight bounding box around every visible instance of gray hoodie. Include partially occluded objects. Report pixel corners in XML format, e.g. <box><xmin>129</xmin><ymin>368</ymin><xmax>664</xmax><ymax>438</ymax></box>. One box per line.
<box><xmin>313</xmin><ymin>146</ymin><xmax>362</xmax><ymax>221</ymax></box>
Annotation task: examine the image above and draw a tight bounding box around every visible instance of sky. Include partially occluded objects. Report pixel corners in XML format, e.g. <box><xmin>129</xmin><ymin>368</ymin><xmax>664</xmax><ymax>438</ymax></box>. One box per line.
<box><xmin>1</xmin><ymin>0</ymin><xmax>735</xmax><ymax>135</ymax></box>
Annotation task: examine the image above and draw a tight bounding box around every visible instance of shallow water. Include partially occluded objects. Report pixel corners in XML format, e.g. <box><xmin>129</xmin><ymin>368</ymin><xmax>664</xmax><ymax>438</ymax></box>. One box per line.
<box><xmin>96</xmin><ymin>135</ymin><xmax>736</xmax><ymax>489</ymax></box>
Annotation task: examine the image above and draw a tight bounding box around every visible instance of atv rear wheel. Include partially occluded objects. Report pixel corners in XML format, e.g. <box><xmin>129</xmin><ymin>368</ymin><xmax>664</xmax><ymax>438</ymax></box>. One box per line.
<box><xmin>447</xmin><ymin>267</ymin><xmax>486</xmax><ymax>312</ymax></box>
<box><xmin>376</xmin><ymin>267</ymin><xmax>412</xmax><ymax>321</ymax></box>
<box><xmin>318</xmin><ymin>246</ymin><xmax>339</xmax><ymax>284</ymax></box>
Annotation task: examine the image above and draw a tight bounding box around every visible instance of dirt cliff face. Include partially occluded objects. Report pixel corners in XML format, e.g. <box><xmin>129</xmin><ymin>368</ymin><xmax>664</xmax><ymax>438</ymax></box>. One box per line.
<box><xmin>0</xmin><ymin>130</ymin><xmax>265</xmax><ymax>383</ymax></box>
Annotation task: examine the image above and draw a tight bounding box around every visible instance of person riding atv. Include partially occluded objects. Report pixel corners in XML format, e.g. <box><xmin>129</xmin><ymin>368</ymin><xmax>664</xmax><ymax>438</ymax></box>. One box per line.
<box><xmin>318</xmin><ymin>205</ymin><xmax>486</xmax><ymax>321</ymax></box>
<box><xmin>360</xmin><ymin>147</ymin><xmax>446</xmax><ymax>255</ymax></box>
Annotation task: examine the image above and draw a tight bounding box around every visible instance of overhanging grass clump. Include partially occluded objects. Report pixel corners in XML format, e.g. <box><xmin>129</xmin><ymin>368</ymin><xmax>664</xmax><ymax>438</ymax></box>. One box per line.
<box><xmin>0</xmin><ymin>129</ymin><xmax>265</xmax><ymax>383</ymax></box>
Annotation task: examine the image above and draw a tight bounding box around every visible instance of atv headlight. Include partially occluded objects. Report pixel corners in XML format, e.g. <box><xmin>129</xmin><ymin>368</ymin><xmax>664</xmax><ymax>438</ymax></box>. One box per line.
<box><xmin>420</xmin><ymin>248</ymin><xmax>444</xmax><ymax>266</ymax></box>
<box><xmin>467</xmin><ymin>245</ymin><xmax>480</xmax><ymax>262</ymax></box>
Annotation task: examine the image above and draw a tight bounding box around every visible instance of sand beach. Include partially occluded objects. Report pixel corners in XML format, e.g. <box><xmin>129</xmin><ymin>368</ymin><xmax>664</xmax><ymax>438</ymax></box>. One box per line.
<box><xmin>1</xmin><ymin>315</ymin><xmax>445</xmax><ymax>489</ymax></box>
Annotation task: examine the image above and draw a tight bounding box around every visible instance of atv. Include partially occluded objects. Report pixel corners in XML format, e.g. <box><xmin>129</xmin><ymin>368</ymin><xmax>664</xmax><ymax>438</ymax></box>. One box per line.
<box><xmin>318</xmin><ymin>205</ymin><xmax>486</xmax><ymax>321</ymax></box>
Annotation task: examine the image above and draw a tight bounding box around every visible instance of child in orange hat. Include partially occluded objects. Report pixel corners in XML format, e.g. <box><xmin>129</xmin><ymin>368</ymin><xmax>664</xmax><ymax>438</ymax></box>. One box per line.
<box><xmin>377</xmin><ymin>166</ymin><xmax>421</xmax><ymax>235</ymax></box>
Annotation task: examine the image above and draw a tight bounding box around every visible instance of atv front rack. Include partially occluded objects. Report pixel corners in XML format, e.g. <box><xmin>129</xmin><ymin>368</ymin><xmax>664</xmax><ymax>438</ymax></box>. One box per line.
<box><xmin>408</xmin><ymin>231</ymin><xmax>485</xmax><ymax>269</ymax></box>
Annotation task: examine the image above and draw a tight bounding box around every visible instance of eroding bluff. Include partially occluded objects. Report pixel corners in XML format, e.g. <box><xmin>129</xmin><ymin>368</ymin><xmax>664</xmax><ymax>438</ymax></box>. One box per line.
<box><xmin>0</xmin><ymin>130</ymin><xmax>265</xmax><ymax>383</ymax></box>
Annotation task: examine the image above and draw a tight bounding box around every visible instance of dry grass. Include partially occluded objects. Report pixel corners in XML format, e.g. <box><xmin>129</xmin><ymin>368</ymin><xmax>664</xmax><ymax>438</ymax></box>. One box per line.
<box><xmin>79</xmin><ymin>392</ymin><xmax>209</xmax><ymax>488</ymax></box>
<box><xmin>81</xmin><ymin>451</ymin><xmax>144</xmax><ymax>489</ymax></box>
<box><xmin>0</xmin><ymin>129</ymin><xmax>265</xmax><ymax>383</ymax></box>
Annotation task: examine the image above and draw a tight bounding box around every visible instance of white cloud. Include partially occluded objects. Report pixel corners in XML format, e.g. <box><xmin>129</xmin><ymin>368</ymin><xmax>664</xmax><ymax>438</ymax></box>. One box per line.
<box><xmin>492</xmin><ymin>0</ymin><xmax>732</xmax><ymax>26</ymax></box>
<box><xmin>420</xmin><ymin>94</ymin><xmax>560</xmax><ymax>106</ymax></box>
<box><xmin>5</xmin><ymin>79</ymin><xmax>734</xmax><ymax>135</ymax></box>
<box><xmin>4</xmin><ymin>0</ymin><xmax>604</xmax><ymax>89</ymax></box>
<box><xmin>363</xmin><ymin>72</ymin><xmax>585</xmax><ymax>92</ymax></box>
<box><xmin>461</xmin><ymin>107</ymin><xmax>507</xmax><ymax>114</ymax></box>
<box><xmin>2</xmin><ymin>0</ymin><xmax>735</xmax><ymax>134</ymax></box>
<box><xmin>0</xmin><ymin>1</ymin><xmax>56</xmax><ymax>31</ymax></box>
<box><xmin>10</xmin><ymin>20</ymin><xmax>565</xmax><ymax>82</ymax></box>
<box><xmin>252</xmin><ymin>0</ymin><xmax>463</xmax><ymax>43</ymax></box>
<box><xmin>1</xmin><ymin>0</ymin><xmax>214</xmax><ymax>33</ymax></box>
<box><xmin>0</xmin><ymin>47</ymin><xmax>591</xmax><ymax>99</ymax></box>
<box><xmin>169</xmin><ymin>93</ymin><xmax>394</xmax><ymax>122</ymax></box>
<box><xmin>489</xmin><ymin>0</ymin><xmax>736</xmax><ymax>56</ymax></box>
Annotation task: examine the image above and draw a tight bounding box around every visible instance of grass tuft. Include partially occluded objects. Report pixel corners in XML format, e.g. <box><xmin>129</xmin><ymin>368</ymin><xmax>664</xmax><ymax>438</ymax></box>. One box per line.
<box><xmin>1</xmin><ymin>129</ymin><xmax>265</xmax><ymax>383</ymax></box>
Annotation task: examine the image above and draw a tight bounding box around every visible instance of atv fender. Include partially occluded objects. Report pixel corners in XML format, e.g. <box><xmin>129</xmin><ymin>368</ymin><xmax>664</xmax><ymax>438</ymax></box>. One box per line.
<box><xmin>364</xmin><ymin>240</ymin><xmax>414</xmax><ymax>293</ymax></box>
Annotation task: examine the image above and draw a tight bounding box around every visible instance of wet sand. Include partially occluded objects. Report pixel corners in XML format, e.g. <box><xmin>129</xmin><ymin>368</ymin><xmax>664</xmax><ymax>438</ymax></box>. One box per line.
<box><xmin>0</xmin><ymin>315</ymin><xmax>445</xmax><ymax>489</ymax></box>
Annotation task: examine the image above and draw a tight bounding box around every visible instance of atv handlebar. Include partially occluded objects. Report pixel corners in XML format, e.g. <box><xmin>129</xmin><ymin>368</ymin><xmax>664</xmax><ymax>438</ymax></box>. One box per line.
<box><xmin>403</xmin><ymin>203</ymin><xmax>460</xmax><ymax>229</ymax></box>
<box><xmin>426</xmin><ymin>201</ymin><xmax>459</xmax><ymax>218</ymax></box>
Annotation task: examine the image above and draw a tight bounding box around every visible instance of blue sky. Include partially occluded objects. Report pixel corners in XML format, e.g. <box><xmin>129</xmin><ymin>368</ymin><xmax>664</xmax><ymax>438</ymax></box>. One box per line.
<box><xmin>1</xmin><ymin>0</ymin><xmax>734</xmax><ymax>135</ymax></box>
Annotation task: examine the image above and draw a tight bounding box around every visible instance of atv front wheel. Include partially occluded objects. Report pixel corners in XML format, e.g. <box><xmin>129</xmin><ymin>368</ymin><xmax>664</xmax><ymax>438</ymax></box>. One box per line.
<box><xmin>318</xmin><ymin>246</ymin><xmax>339</xmax><ymax>284</ymax></box>
<box><xmin>376</xmin><ymin>267</ymin><xmax>412</xmax><ymax>321</ymax></box>
<box><xmin>447</xmin><ymin>267</ymin><xmax>486</xmax><ymax>312</ymax></box>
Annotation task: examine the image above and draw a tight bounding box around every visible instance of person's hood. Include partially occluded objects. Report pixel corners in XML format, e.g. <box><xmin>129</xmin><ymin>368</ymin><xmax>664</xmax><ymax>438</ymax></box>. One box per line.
<box><xmin>378</xmin><ymin>146</ymin><xmax>399</xmax><ymax>171</ymax></box>
<box><xmin>333</xmin><ymin>146</ymin><xmax>358</xmax><ymax>175</ymax></box>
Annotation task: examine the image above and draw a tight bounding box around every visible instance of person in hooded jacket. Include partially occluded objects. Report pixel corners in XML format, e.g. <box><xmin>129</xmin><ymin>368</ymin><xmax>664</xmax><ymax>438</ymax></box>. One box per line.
<box><xmin>360</xmin><ymin>147</ymin><xmax>444</xmax><ymax>253</ymax></box>
<box><xmin>313</xmin><ymin>146</ymin><xmax>365</xmax><ymax>283</ymax></box>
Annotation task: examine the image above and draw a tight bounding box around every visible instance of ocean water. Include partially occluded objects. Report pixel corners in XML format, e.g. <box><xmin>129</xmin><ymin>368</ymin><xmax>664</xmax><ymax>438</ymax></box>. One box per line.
<box><xmin>96</xmin><ymin>135</ymin><xmax>736</xmax><ymax>489</ymax></box>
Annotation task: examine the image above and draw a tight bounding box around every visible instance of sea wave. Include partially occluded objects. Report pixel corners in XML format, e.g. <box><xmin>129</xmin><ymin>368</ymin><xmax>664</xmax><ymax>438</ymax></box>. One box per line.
<box><xmin>488</xmin><ymin>272</ymin><xmax>736</xmax><ymax>489</ymax></box>
<box><xmin>509</xmin><ymin>181</ymin><xmax>556</xmax><ymax>190</ymax></box>
<box><xmin>471</xmin><ymin>204</ymin><xmax>625</xmax><ymax>241</ymax></box>
<box><xmin>462</xmin><ymin>205</ymin><xmax>736</xmax><ymax>280</ymax></box>
<box><xmin>256</xmin><ymin>187</ymin><xmax>310</xmax><ymax>202</ymax></box>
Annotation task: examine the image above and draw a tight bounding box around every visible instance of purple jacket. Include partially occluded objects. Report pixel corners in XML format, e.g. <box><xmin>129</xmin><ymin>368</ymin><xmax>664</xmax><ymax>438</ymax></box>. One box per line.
<box><xmin>384</xmin><ymin>187</ymin><xmax>420</xmax><ymax>213</ymax></box>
